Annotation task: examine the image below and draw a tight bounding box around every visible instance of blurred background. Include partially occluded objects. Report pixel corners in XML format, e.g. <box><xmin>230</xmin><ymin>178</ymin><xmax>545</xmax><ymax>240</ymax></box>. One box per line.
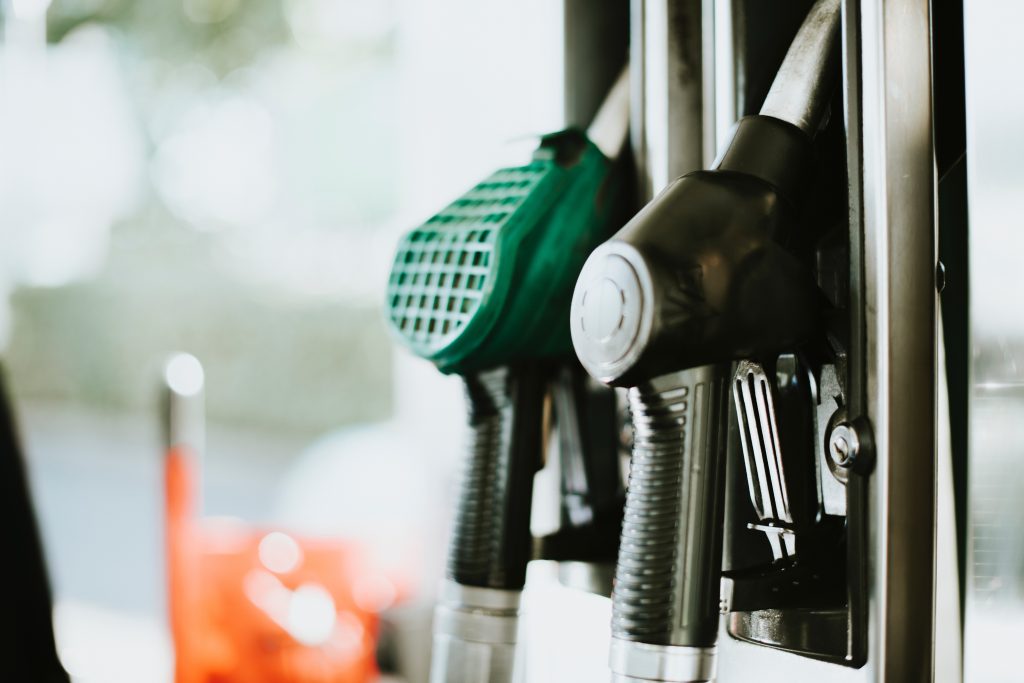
<box><xmin>0</xmin><ymin>1</ymin><xmax>619</xmax><ymax>681</ymax></box>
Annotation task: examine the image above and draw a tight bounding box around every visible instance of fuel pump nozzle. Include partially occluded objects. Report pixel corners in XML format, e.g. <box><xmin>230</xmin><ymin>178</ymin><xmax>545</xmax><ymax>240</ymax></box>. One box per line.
<box><xmin>569</xmin><ymin>1</ymin><xmax>840</xmax><ymax>681</ymax></box>
<box><xmin>386</xmin><ymin>69</ymin><xmax>629</xmax><ymax>683</ymax></box>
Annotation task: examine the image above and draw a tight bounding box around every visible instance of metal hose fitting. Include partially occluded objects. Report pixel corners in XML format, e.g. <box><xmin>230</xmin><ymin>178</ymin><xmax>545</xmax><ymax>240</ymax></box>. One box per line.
<box><xmin>446</xmin><ymin>366</ymin><xmax>543</xmax><ymax>589</ymax></box>
<box><xmin>610</xmin><ymin>365</ymin><xmax>729</xmax><ymax>683</ymax></box>
<box><xmin>431</xmin><ymin>581</ymin><xmax>522</xmax><ymax>683</ymax></box>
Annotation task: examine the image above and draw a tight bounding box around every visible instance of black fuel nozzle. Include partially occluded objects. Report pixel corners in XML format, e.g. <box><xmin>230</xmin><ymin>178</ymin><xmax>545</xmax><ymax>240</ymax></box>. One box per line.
<box><xmin>571</xmin><ymin>1</ymin><xmax>842</xmax><ymax>681</ymax></box>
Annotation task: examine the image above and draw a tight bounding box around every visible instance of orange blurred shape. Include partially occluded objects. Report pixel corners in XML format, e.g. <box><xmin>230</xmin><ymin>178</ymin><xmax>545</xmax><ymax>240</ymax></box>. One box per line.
<box><xmin>166</xmin><ymin>446</ymin><xmax>398</xmax><ymax>683</ymax></box>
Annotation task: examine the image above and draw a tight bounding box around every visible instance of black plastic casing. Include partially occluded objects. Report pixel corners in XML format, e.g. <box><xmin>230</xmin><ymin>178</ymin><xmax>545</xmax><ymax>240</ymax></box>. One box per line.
<box><xmin>570</xmin><ymin>115</ymin><xmax>820</xmax><ymax>386</ymax></box>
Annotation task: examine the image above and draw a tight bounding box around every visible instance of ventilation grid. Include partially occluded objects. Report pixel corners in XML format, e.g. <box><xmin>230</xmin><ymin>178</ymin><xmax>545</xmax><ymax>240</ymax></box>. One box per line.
<box><xmin>387</xmin><ymin>163</ymin><xmax>546</xmax><ymax>351</ymax></box>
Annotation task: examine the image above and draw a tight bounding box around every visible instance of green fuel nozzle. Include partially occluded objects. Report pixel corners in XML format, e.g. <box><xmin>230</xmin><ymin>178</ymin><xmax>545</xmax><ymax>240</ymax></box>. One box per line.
<box><xmin>385</xmin><ymin>69</ymin><xmax>630</xmax><ymax>683</ymax></box>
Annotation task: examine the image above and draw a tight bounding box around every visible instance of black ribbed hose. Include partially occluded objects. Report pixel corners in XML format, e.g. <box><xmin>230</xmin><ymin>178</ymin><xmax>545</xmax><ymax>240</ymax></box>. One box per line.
<box><xmin>612</xmin><ymin>365</ymin><xmax>730</xmax><ymax>647</ymax></box>
<box><xmin>447</xmin><ymin>365</ymin><xmax>545</xmax><ymax>590</ymax></box>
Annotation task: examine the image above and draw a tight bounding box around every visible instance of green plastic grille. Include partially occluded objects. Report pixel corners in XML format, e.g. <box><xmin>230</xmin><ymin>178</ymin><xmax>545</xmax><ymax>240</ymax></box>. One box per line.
<box><xmin>387</xmin><ymin>165</ymin><xmax>546</xmax><ymax>351</ymax></box>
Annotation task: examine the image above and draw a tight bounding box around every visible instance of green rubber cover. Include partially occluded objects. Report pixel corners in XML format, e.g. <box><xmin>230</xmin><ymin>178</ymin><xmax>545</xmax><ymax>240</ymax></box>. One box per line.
<box><xmin>386</xmin><ymin>129</ymin><xmax>620</xmax><ymax>374</ymax></box>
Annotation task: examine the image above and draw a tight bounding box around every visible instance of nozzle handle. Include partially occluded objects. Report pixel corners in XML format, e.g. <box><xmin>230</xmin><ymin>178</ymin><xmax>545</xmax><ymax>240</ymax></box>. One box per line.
<box><xmin>609</xmin><ymin>366</ymin><xmax>729</xmax><ymax>681</ymax></box>
<box><xmin>446</xmin><ymin>365</ymin><xmax>545</xmax><ymax>590</ymax></box>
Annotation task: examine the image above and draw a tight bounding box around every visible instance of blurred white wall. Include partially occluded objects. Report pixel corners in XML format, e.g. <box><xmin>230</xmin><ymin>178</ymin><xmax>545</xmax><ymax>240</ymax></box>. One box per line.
<box><xmin>964</xmin><ymin>3</ymin><xmax>1024</xmax><ymax>683</ymax></box>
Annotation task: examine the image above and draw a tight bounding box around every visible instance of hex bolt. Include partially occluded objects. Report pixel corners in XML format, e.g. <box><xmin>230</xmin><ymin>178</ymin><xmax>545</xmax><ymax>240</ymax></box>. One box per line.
<box><xmin>828</xmin><ymin>422</ymin><xmax>860</xmax><ymax>468</ymax></box>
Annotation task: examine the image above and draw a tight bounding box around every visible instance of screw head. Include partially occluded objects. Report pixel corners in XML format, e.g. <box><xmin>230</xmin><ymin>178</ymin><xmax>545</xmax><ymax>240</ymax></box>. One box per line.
<box><xmin>828</xmin><ymin>423</ymin><xmax>860</xmax><ymax>468</ymax></box>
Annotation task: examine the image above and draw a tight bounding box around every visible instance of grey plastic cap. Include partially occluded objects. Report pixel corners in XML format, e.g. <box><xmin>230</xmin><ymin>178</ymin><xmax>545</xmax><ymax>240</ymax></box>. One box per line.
<box><xmin>570</xmin><ymin>241</ymin><xmax>655</xmax><ymax>385</ymax></box>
